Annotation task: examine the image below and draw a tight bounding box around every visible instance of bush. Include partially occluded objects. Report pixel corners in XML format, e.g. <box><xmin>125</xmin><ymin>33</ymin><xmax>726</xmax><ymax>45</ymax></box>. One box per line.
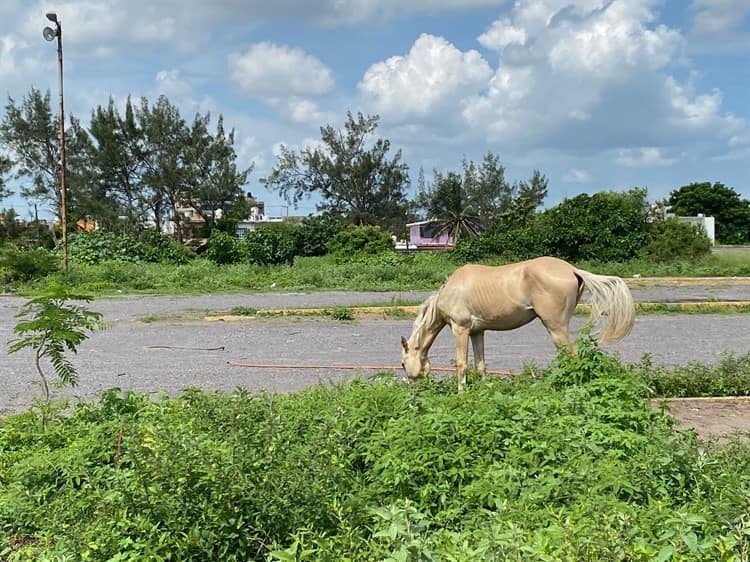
<box><xmin>0</xmin><ymin>246</ymin><xmax>60</xmax><ymax>281</ymax></box>
<box><xmin>203</xmin><ymin>230</ymin><xmax>245</xmax><ymax>265</ymax></box>
<box><xmin>634</xmin><ymin>352</ymin><xmax>750</xmax><ymax>397</ymax></box>
<box><xmin>293</xmin><ymin>215</ymin><xmax>345</xmax><ymax>257</ymax></box>
<box><xmin>69</xmin><ymin>231</ymin><xmax>147</xmax><ymax>265</ymax></box>
<box><xmin>540</xmin><ymin>189</ymin><xmax>651</xmax><ymax>262</ymax></box>
<box><xmin>4</xmin><ymin>346</ymin><xmax>750</xmax><ymax>560</ymax></box>
<box><xmin>327</xmin><ymin>224</ymin><xmax>394</xmax><ymax>256</ymax></box>
<box><xmin>640</xmin><ymin>218</ymin><xmax>711</xmax><ymax>262</ymax></box>
<box><xmin>453</xmin><ymin>223</ymin><xmax>545</xmax><ymax>262</ymax></box>
<box><xmin>245</xmin><ymin>224</ymin><xmax>297</xmax><ymax>266</ymax></box>
<box><xmin>139</xmin><ymin>228</ymin><xmax>196</xmax><ymax>264</ymax></box>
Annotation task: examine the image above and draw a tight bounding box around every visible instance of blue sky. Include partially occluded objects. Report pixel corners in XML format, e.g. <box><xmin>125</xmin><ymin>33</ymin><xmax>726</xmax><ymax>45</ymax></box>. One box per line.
<box><xmin>0</xmin><ymin>0</ymin><xmax>748</xmax><ymax>219</ymax></box>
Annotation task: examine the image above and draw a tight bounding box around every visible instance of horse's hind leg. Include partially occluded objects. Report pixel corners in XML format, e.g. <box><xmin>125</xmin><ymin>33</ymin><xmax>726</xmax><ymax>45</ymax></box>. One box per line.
<box><xmin>470</xmin><ymin>332</ymin><xmax>486</xmax><ymax>375</ymax></box>
<box><xmin>536</xmin><ymin>292</ymin><xmax>578</xmax><ymax>354</ymax></box>
<box><xmin>451</xmin><ymin>323</ymin><xmax>470</xmax><ymax>391</ymax></box>
<box><xmin>541</xmin><ymin>322</ymin><xmax>576</xmax><ymax>353</ymax></box>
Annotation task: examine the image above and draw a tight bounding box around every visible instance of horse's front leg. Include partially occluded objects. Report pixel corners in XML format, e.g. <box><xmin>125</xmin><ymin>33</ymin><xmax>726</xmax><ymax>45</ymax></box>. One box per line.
<box><xmin>451</xmin><ymin>323</ymin><xmax>470</xmax><ymax>391</ymax></box>
<box><xmin>470</xmin><ymin>331</ymin><xmax>486</xmax><ymax>376</ymax></box>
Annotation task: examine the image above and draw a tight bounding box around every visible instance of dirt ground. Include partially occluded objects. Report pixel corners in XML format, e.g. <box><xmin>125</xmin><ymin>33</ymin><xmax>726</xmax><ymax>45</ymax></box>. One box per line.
<box><xmin>655</xmin><ymin>397</ymin><xmax>750</xmax><ymax>442</ymax></box>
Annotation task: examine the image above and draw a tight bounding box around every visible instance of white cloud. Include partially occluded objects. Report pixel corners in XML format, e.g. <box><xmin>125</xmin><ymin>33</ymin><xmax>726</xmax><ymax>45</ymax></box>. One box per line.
<box><xmin>478</xmin><ymin>18</ymin><xmax>527</xmax><ymax>50</ymax></box>
<box><xmin>359</xmin><ymin>33</ymin><xmax>492</xmax><ymax>122</ymax></box>
<box><xmin>615</xmin><ymin>147</ymin><xmax>677</xmax><ymax>167</ymax></box>
<box><xmin>266</xmin><ymin>97</ymin><xmax>337</xmax><ymax>126</ymax></box>
<box><xmin>691</xmin><ymin>0</ymin><xmax>750</xmax><ymax>33</ymax></box>
<box><xmin>229</xmin><ymin>42</ymin><xmax>335</xmax><ymax>99</ymax></box>
<box><xmin>0</xmin><ymin>35</ymin><xmax>20</xmax><ymax>78</ymax></box>
<box><xmin>155</xmin><ymin>69</ymin><xmax>194</xmax><ymax>101</ymax></box>
<box><xmin>562</xmin><ymin>168</ymin><xmax>592</xmax><ymax>182</ymax></box>
<box><xmin>457</xmin><ymin>0</ymin><xmax>745</xmax><ymax>153</ymax></box>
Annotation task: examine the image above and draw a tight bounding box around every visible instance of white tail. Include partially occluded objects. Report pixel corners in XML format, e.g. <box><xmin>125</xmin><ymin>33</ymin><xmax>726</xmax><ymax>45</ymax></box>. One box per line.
<box><xmin>574</xmin><ymin>269</ymin><xmax>635</xmax><ymax>345</ymax></box>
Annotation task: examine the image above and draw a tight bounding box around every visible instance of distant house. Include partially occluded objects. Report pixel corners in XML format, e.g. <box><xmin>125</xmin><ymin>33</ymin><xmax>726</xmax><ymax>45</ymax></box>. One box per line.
<box><xmin>396</xmin><ymin>220</ymin><xmax>454</xmax><ymax>251</ymax></box>
<box><xmin>677</xmin><ymin>214</ymin><xmax>716</xmax><ymax>246</ymax></box>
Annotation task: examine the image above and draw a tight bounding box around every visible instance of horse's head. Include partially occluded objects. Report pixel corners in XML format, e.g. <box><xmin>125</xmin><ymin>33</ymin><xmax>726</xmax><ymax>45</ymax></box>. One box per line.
<box><xmin>400</xmin><ymin>336</ymin><xmax>430</xmax><ymax>380</ymax></box>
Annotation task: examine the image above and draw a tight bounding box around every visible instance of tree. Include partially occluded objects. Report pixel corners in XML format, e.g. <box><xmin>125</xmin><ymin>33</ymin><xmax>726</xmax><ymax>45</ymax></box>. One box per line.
<box><xmin>541</xmin><ymin>188</ymin><xmax>650</xmax><ymax>262</ymax></box>
<box><xmin>0</xmin><ymin>153</ymin><xmax>12</xmax><ymax>201</ymax></box>
<box><xmin>0</xmin><ymin>88</ymin><xmax>62</xmax><ymax>215</ymax></box>
<box><xmin>501</xmin><ymin>169</ymin><xmax>549</xmax><ymax>226</ymax></box>
<box><xmin>667</xmin><ymin>182</ymin><xmax>750</xmax><ymax>244</ymax></box>
<box><xmin>180</xmin><ymin>113</ymin><xmax>251</xmax><ymax>233</ymax></box>
<box><xmin>262</xmin><ymin>112</ymin><xmax>410</xmax><ymax>232</ymax></box>
<box><xmin>83</xmin><ymin>96</ymin><xmax>150</xmax><ymax>231</ymax></box>
<box><xmin>0</xmin><ymin>88</ymin><xmax>93</xmax><ymax>233</ymax></box>
<box><xmin>421</xmin><ymin>171</ymin><xmax>482</xmax><ymax>243</ymax></box>
<box><xmin>416</xmin><ymin>154</ymin><xmax>548</xmax><ymax>240</ymax></box>
<box><xmin>9</xmin><ymin>285</ymin><xmax>102</xmax><ymax>402</ymax></box>
<box><xmin>461</xmin><ymin>152</ymin><xmax>512</xmax><ymax>227</ymax></box>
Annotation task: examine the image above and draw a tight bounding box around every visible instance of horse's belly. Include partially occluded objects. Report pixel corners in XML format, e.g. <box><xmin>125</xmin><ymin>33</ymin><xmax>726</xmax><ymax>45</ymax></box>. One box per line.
<box><xmin>471</xmin><ymin>309</ymin><xmax>536</xmax><ymax>332</ymax></box>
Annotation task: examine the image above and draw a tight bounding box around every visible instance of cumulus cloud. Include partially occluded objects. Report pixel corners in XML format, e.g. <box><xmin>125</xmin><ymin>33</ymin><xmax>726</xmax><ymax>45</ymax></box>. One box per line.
<box><xmin>615</xmin><ymin>147</ymin><xmax>677</xmax><ymax>167</ymax></box>
<box><xmin>478</xmin><ymin>18</ymin><xmax>527</xmax><ymax>50</ymax></box>
<box><xmin>359</xmin><ymin>33</ymin><xmax>492</xmax><ymax>122</ymax></box>
<box><xmin>229</xmin><ymin>42</ymin><xmax>335</xmax><ymax>99</ymax></box>
<box><xmin>457</xmin><ymin>0</ymin><xmax>745</xmax><ymax>156</ymax></box>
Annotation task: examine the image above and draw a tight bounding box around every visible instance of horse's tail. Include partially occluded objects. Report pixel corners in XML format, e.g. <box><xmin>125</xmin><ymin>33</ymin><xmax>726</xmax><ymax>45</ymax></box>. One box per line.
<box><xmin>574</xmin><ymin>268</ymin><xmax>635</xmax><ymax>345</ymax></box>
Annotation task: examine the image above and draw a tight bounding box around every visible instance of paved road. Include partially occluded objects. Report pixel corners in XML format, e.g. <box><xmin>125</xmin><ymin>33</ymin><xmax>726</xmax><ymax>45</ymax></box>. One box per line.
<box><xmin>2</xmin><ymin>285</ymin><xmax>750</xmax><ymax>414</ymax></box>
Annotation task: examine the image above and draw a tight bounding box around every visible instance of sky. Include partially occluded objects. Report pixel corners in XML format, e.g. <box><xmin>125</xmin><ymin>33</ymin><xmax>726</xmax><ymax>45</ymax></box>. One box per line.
<box><xmin>0</xmin><ymin>0</ymin><xmax>748</xmax><ymax>220</ymax></box>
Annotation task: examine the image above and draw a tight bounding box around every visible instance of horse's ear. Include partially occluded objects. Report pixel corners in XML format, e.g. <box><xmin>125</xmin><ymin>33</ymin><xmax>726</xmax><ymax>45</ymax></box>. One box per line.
<box><xmin>401</xmin><ymin>336</ymin><xmax>408</xmax><ymax>351</ymax></box>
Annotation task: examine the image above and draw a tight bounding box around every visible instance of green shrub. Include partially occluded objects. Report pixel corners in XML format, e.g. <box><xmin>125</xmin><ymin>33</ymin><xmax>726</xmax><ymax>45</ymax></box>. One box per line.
<box><xmin>204</xmin><ymin>230</ymin><xmax>245</xmax><ymax>265</ymax></box>
<box><xmin>0</xmin><ymin>246</ymin><xmax>59</xmax><ymax>281</ymax></box>
<box><xmin>244</xmin><ymin>225</ymin><xmax>297</xmax><ymax>266</ymax></box>
<box><xmin>640</xmin><ymin>217</ymin><xmax>711</xmax><ymax>262</ymax></box>
<box><xmin>3</xmin><ymin>346</ymin><xmax>750</xmax><ymax>560</ymax></box>
<box><xmin>453</xmin><ymin>223</ymin><xmax>545</xmax><ymax>262</ymax></box>
<box><xmin>540</xmin><ymin>189</ymin><xmax>651</xmax><ymax>262</ymax></box>
<box><xmin>139</xmin><ymin>228</ymin><xmax>196</xmax><ymax>264</ymax></box>
<box><xmin>69</xmin><ymin>231</ymin><xmax>147</xmax><ymax>265</ymax></box>
<box><xmin>634</xmin><ymin>352</ymin><xmax>750</xmax><ymax>397</ymax></box>
<box><xmin>327</xmin><ymin>224</ymin><xmax>394</xmax><ymax>256</ymax></box>
<box><xmin>293</xmin><ymin>215</ymin><xmax>345</xmax><ymax>257</ymax></box>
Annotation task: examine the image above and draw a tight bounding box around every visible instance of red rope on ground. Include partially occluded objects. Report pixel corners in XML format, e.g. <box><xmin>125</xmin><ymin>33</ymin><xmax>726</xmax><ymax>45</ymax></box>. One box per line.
<box><xmin>226</xmin><ymin>361</ymin><xmax>515</xmax><ymax>376</ymax></box>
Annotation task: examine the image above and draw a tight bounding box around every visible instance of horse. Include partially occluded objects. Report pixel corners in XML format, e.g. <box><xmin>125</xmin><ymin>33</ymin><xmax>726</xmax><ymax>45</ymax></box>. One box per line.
<box><xmin>400</xmin><ymin>256</ymin><xmax>635</xmax><ymax>390</ymax></box>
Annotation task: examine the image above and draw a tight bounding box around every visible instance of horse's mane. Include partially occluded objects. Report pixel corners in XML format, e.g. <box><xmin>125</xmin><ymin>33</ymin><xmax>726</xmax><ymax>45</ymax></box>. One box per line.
<box><xmin>411</xmin><ymin>292</ymin><xmax>439</xmax><ymax>344</ymax></box>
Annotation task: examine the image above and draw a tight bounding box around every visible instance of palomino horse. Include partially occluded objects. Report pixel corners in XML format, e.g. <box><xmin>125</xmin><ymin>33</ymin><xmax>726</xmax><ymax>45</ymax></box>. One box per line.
<box><xmin>400</xmin><ymin>256</ymin><xmax>635</xmax><ymax>389</ymax></box>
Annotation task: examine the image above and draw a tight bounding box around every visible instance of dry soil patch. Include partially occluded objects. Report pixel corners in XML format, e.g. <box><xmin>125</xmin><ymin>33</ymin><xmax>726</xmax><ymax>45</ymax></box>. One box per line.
<box><xmin>656</xmin><ymin>397</ymin><xmax>750</xmax><ymax>442</ymax></box>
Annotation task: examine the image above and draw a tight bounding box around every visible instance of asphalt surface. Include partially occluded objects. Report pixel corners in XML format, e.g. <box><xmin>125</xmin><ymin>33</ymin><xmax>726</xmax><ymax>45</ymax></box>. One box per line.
<box><xmin>2</xmin><ymin>283</ymin><xmax>750</xmax><ymax>414</ymax></box>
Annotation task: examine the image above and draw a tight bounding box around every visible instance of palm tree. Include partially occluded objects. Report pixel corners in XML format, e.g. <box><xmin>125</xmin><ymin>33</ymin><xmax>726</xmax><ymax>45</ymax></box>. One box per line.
<box><xmin>424</xmin><ymin>171</ymin><xmax>482</xmax><ymax>243</ymax></box>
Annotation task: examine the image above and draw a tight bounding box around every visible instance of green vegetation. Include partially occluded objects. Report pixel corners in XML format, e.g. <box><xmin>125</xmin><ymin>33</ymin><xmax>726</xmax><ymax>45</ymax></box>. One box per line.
<box><xmin>4</xmin><ymin>250</ymin><xmax>750</xmax><ymax>297</ymax></box>
<box><xmin>8</xmin><ymin>285</ymin><xmax>102</xmax><ymax>402</ymax></box>
<box><xmin>454</xmin><ymin>189</ymin><xmax>712</xmax><ymax>264</ymax></box>
<box><xmin>1</xmin><ymin>341</ymin><xmax>750</xmax><ymax>560</ymax></box>
<box><xmin>637</xmin><ymin>353</ymin><xmax>750</xmax><ymax>398</ymax></box>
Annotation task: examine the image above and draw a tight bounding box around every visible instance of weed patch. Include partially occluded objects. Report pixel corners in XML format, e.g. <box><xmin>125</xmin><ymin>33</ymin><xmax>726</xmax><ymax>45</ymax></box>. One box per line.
<box><xmin>1</xmin><ymin>343</ymin><xmax>750</xmax><ymax>560</ymax></box>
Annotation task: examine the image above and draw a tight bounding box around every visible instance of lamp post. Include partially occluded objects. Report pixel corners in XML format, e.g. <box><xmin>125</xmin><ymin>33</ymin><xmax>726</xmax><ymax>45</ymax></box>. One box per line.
<box><xmin>43</xmin><ymin>12</ymin><xmax>68</xmax><ymax>272</ymax></box>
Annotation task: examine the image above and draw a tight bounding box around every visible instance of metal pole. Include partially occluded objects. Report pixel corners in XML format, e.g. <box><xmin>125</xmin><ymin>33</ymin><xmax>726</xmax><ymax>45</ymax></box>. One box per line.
<box><xmin>56</xmin><ymin>20</ymin><xmax>68</xmax><ymax>273</ymax></box>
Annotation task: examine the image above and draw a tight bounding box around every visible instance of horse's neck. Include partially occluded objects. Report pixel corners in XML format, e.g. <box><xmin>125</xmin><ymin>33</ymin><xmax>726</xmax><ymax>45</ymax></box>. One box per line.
<box><xmin>410</xmin><ymin>312</ymin><xmax>444</xmax><ymax>356</ymax></box>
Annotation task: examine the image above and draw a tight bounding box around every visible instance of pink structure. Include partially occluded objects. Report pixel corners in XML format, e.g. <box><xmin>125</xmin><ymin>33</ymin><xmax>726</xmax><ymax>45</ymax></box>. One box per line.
<box><xmin>398</xmin><ymin>220</ymin><xmax>455</xmax><ymax>251</ymax></box>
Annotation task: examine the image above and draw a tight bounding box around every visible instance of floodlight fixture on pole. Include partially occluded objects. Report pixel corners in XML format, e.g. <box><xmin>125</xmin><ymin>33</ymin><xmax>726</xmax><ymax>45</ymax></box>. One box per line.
<box><xmin>42</xmin><ymin>12</ymin><xmax>68</xmax><ymax>272</ymax></box>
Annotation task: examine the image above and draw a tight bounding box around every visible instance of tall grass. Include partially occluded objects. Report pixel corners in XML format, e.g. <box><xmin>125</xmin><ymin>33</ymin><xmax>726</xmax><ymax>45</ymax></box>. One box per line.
<box><xmin>1</xmin><ymin>343</ymin><xmax>750</xmax><ymax>560</ymax></box>
<box><xmin>11</xmin><ymin>251</ymin><xmax>750</xmax><ymax>297</ymax></box>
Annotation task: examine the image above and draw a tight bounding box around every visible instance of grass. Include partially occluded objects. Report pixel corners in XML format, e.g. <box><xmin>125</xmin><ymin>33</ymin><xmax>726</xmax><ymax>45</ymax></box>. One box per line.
<box><xmin>8</xmin><ymin>251</ymin><xmax>750</xmax><ymax>298</ymax></box>
<box><xmin>2</xmin><ymin>342</ymin><xmax>750</xmax><ymax>560</ymax></box>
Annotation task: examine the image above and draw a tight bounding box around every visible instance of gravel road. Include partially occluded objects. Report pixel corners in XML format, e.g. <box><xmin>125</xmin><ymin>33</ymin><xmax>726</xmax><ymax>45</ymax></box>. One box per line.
<box><xmin>2</xmin><ymin>284</ymin><xmax>750</xmax><ymax>414</ymax></box>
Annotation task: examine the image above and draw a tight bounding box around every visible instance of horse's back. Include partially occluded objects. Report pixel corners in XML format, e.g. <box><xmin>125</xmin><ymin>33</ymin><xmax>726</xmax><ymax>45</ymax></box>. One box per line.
<box><xmin>446</xmin><ymin>257</ymin><xmax>577</xmax><ymax>290</ymax></box>
<box><xmin>438</xmin><ymin>257</ymin><xmax>581</xmax><ymax>329</ymax></box>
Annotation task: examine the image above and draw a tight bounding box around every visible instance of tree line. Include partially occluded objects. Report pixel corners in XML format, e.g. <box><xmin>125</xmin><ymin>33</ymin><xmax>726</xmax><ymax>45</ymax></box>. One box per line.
<box><xmin>0</xmin><ymin>87</ymin><xmax>747</xmax><ymax>248</ymax></box>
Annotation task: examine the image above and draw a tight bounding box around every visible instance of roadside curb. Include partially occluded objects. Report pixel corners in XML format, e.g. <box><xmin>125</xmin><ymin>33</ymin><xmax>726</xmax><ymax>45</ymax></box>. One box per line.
<box><xmin>204</xmin><ymin>300</ymin><xmax>750</xmax><ymax>322</ymax></box>
<box><xmin>626</xmin><ymin>277</ymin><xmax>750</xmax><ymax>286</ymax></box>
